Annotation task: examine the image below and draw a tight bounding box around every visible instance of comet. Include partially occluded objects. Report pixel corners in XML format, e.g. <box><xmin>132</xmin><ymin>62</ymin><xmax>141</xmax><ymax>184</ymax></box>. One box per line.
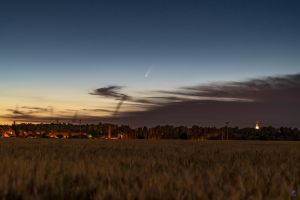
<box><xmin>144</xmin><ymin>66</ymin><xmax>152</xmax><ymax>78</ymax></box>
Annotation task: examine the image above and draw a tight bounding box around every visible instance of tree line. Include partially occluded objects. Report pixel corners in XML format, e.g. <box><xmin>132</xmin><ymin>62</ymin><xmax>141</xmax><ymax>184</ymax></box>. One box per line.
<box><xmin>0</xmin><ymin>123</ymin><xmax>300</xmax><ymax>140</ymax></box>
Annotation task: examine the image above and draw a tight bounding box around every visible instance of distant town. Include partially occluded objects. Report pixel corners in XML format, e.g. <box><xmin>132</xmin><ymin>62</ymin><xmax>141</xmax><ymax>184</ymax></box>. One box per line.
<box><xmin>0</xmin><ymin>121</ymin><xmax>299</xmax><ymax>141</ymax></box>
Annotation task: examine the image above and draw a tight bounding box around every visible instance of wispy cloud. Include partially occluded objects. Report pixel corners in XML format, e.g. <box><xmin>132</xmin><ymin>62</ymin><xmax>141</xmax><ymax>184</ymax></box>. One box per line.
<box><xmin>21</xmin><ymin>106</ymin><xmax>53</xmax><ymax>114</ymax></box>
<box><xmin>90</xmin><ymin>85</ymin><xmax>159</xmax><ymax>105</ymax></box>
<box><xmin>6</xmin><ymin>108</ymin><xmax>26</xmax><ymax>115</ymax></box>
<box><xmin>82</xmin><ymin>108</ymin><xmax>112</xmax><ymax>113</ymax></box>
<box><xmin>90</xmin><ymin>86</ymin><xmax>130</xmax><ymax>100</ymax></box>
<box><xmin>158</xmin><ymin>74</ymin><xmax>300</xmax><ymax>103</ymax></box>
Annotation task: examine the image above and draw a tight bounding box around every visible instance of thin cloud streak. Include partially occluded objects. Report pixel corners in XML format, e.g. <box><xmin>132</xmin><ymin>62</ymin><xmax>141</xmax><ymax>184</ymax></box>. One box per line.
<box><xmin>90</xmin><ymin>86</ymin><xmax>130</xmax><ymax>100</ymax></box>
<box><xmin>159</xmin><ymin>74</ymin><xmax>300</xmax><ymax>103</ymax></box>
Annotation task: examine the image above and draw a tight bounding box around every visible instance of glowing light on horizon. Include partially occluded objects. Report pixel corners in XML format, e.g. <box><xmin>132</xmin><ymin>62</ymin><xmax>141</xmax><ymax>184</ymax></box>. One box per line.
<box><xmin>255</xmin><ymin>121</ymin><xmax>260</xmax><ymax>130</ymax></box>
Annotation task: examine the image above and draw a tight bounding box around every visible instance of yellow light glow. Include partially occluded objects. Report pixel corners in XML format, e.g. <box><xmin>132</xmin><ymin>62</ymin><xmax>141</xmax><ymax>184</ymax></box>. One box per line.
<box><xmin>255</xmin><ymin>121</ymin><xmax>260</xmax><ymax>130</ymax></box>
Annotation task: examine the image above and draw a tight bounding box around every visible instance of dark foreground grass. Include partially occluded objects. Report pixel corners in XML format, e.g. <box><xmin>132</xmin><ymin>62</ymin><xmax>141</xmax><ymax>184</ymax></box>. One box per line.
<box><xmin>0</xmin><ymin>139</ymin><xmax>299</xmax><ymax>200</ymax></box>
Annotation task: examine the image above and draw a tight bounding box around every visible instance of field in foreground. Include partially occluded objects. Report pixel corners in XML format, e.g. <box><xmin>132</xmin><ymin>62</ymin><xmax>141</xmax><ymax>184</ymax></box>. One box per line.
<box><xmin>0</xmin><ymin>139</ymin><xmax>299</xmax><ymax>200</ymax></box>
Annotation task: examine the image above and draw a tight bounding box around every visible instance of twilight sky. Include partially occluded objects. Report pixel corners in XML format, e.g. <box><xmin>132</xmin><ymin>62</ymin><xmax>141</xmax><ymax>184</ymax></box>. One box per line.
<box><xmin>0</xmin><ymin>0</ymin><xmax>299</xmax><ymax>127</ymax></box>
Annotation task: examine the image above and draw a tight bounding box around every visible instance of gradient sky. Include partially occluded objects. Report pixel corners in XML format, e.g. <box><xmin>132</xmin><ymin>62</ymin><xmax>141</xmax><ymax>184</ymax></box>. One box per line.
<box><xmin>0</xmin><ymin>0</ymin><xmax>300</xmax><ymax>126</ymax></box>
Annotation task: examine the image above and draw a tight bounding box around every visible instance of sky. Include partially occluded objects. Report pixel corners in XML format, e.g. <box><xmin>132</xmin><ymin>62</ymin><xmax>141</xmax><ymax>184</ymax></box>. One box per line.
<box><xmin>0</xmin><ymin>0</ymin><xmax>299</xmax><ymax>127</ymax></box>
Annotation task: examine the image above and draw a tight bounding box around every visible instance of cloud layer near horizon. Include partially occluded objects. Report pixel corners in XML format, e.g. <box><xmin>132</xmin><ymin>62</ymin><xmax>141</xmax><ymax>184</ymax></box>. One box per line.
<box><xmin>1</xmin><ymin>74</ymin><xmax>300</xmax><ymax>127</ymax></box>
<box><xmin>164</xmin><ymin>73</ymin><xmax>300</xmax><ymax>103</ymax></box>
<box><xmin>115</xmin><ymin>73</ymin><xmax>300</xmax><ymax>127</ymax></box>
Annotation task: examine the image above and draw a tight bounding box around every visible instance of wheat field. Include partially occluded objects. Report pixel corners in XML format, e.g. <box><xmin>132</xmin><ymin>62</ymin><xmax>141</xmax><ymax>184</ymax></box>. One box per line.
<box><xmin>0</xmin><ymin>139</ymin><xmax>299</xmax><ymax>200</ymax></box>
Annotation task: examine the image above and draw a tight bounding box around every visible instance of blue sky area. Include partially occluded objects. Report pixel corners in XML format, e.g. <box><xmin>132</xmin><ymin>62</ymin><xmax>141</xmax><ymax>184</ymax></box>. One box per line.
<box><xmin>0</xmin><ymin>0</ymin><xmax>299</xmax><ymax>126</ymax></box>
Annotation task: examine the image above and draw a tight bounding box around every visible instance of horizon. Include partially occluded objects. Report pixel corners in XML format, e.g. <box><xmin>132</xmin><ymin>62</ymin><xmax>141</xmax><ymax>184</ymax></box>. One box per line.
<box><xmin>2</xmin><ymin>121</ymin><xmax>299</xmax><ymax>130</ymax></box>
<box><xmin>1</xmin><ymin>0</ymin><xmax>300</xmax><ymax>127</ymax></box>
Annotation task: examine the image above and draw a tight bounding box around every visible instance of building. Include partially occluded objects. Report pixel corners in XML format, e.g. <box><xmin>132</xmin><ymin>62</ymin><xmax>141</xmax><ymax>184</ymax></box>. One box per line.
<box><xmin>1</xmin><ymin>127</ymin><xmax>16</xmax><ymax>138</ymax></box>
<box><xmin>47</xmin><ymin>132</ymin><xmax>87</xmax><ymax>139</ymax></box>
